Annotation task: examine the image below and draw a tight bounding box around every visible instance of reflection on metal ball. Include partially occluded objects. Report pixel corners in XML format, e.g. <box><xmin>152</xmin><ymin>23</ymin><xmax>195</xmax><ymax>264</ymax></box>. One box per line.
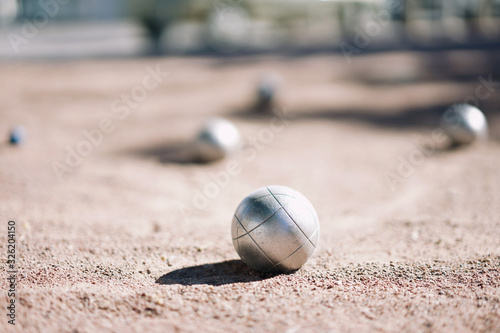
<box><xmin>441</xmin><ymin>104</ymin><xmax>488</xmax><ymax>145</ymax></box>
<box><xmin>194</xmin><ymin>117</ymin><xmax>241</xmax><ymax>162</ymax></box>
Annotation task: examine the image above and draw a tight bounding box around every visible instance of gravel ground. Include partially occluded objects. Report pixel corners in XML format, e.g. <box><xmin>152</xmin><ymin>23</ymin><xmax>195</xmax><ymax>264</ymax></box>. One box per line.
<box><xmin>1</xmin><ymin>50</ymin><xmax>500</xmax><ymax>332</ymax></box>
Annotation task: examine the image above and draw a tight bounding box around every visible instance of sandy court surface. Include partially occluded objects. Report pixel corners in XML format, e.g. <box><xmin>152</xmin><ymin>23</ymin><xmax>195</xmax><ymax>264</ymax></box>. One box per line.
<box><xmin>1</xmin><ymin>50</ymin><xmax>500</xmax><ymax>332</ymax></box>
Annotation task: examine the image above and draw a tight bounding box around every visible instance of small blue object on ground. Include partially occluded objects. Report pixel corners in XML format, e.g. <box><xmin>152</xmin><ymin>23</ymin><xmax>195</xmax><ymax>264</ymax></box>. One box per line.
<box><xmin>9</xmin><ymin>126</ymin><xmax>25</xmax><ymax>145</ymax></box>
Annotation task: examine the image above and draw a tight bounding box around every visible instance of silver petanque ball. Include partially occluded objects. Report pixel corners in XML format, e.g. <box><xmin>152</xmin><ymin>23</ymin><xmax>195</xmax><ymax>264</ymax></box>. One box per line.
<box><xmin>257</xmin><ymin>74</ymin><xmax>282</xmax><ymax>103</ymax></box>
<box><xmin>441</xmin><ymin>104</ymin><xmax>488</xmax><ymax>145</ymax></box>
<box><xmin>194</xmin><ymin>117</ymin><xmax>241</xmax><ymax>162</ymax></box>
<box><xmin>232</xmin><ymin>185</ymin><xmax>320</xmax><ymax>273</ymax></box>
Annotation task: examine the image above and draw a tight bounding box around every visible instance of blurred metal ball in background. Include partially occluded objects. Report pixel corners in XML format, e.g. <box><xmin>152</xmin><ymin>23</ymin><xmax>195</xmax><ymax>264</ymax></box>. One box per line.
<box><xmin>232</xmin><ymin>185</ymin><xmax>319</xmax><ymax>273</ymax></box>
<box><xmin>441</xmin><ymin>104</ymin><xmax>488</xmax><ymax>145</ymax></box>
<box><xmin>256</xmin><ymin>73</ymin><xmax>283</xmax><ymax>111</ymax></box>
<box><xmin>193</xmin><ymin>117</ymin><xmax>241</xmax><ymax>162</ymax></box>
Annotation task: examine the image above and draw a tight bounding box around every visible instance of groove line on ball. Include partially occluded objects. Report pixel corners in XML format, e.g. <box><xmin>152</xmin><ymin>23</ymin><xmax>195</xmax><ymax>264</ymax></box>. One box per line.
<box><xmin>270</xmin><ymin>226</ymin><xmax>319</xmax><ymax>271</ymax></box>
<box><xmin>271</xmin><ymin>236</ymin><xmax>310</xmax><ymax>270</ymax></box>
<box><xmin>238</xmin><ymin>193</ymin><xmax>297</xmax><ymax>222</ymax></box>
<box><xmin>237</xmin><ymin>194</ymin><xmax>273</xmax><ymax>221</ymax></box>
<box><xmin>232</xmin><ymin>206</ymin><xmax>284</xmax><ymax>240</ymax></box>
<box><xmin>269</xmin><ymin>227</ymin><xmax>319</xmax><ymax>272</ymax></box>
<box><xmin>286</xmin><ymin>193</ymin><xmax>319</xmax><ymax>228</ymax></box>
<box><xmin>279</xmin><ymin>190</ymin><xmax>319</xmax><ymax>235</ymax></box>
<box><xmin>267</xmin><ymin>187</ymin><xmax>316</xmax><ymax>248</ymax></box>
<box><xmin>234</xmin><ymin>215</ymin><xmax>277</xmax><ymax>269</ymax></box>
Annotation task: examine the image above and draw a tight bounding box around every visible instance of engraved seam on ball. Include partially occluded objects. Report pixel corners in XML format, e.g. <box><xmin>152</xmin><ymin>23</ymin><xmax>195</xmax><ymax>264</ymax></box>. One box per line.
<box><xmin>237</xmin><ymin>193</ymin><xmax>297</xmax><ymax>222</ymax></box>
<box><xmin>235</xmin><ymin>217</ymin><xmax>241</xmax><ymax>252</ymax></box>
<box><xmin>282</xmin><ymin>196</ymin><xmax>320</xmax><ymax>236</ymax></box>
<box><xmin>235</xmin><ymin>193</ymin><xmax>295</xmax><ymax>240</ymax></box>
<box><xmin>232</xmin><ymin>206</ymin><xmax>283</xmax><ymax>241</ymax></box>
<box><xmin>272</xmin><ymin>241</ymin><xmax>306</xmax><ymax>271</ymax></box>
<box><xmin>271</xmin><ymin>189</ymin><xmax>318</xmax><ymax>243</ymax></box>
<box><xmin>234</xmin><ymin>214</ymin><xmax>277</xmax><ymax>268</ymax></box>
<box><xmin>283</xmin><ymin>193</ymin><xmax>319</xmax><ymax>230</ymax></box>
<box><xmin>271</xmin><ymin>187</ymin><xmax>319</xmax><ymax>231</ymax></box>
<box><xmin>308</xmin><ymin>227</ymin><xmax>320</xmax><ymax>247</ymax></box>
<box><xmin>280</xmin><ymin>193</ymin><xmax>320</xmax><ymax>246</ymax></box>
<box><xmin>268</xmin><ymin>186</ymin><xmax>297</xmax><ymax>204</ymax></box>
<box><xmin>270</xmin><ymin>227</ymin><xmax>319</xmax><ymax>270</ymax></box>
<box><xmin>237</xmin><ymin>194</ymin><xmax>273</xmax><ymax>222</ymax></box>
<box><xmin>267</xmin><ymin>187</ymin><xmax>316</xmax><ymax>248</ymax></box>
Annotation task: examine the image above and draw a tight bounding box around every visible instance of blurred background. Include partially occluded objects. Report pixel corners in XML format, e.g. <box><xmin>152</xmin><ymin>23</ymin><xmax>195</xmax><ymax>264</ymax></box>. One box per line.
<box><xmin>1</xmin><ymin>4</ymin><xmax>499</xmax><ymax>331</ymax></box>
<box><xmin>1</xmin><ymin>0</ymin><xmax>500</xmax><ymax>58</ymax></box>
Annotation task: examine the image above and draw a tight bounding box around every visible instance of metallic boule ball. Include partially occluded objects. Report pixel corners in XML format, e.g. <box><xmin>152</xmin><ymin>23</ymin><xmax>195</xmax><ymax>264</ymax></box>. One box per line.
<box><xmin>441</xmin><ymin>104</ymin><xmax>488</xmax><ymax>145</ymax></box>
<box><xmin>256</xmin><ymin>73</ymin><xmax>282</xmax><ymax>110</ymax></box>
<box><xmin>194</xmin><ymin>117</ymin><xmax>241</xmax><ymax>162</ymax></box>
<box><xmin>232</xmin><ymin>185</ymin><xmax>320</xmax><ymax>273</ymax></box>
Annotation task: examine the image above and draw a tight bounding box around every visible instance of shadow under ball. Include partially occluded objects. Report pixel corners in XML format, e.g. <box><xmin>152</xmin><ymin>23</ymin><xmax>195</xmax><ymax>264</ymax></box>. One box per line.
<box><xmin>232</xmin><ymin>185</ymin><xmax>320</xmax><ymax>273</ymax></box>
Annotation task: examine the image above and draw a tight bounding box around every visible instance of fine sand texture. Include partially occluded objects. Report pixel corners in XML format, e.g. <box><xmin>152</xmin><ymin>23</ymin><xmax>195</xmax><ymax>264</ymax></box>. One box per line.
<box><xmin>1</xmin><ymin>50</ymin><xmax>500</xmax><ymax>332</ymax></box>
